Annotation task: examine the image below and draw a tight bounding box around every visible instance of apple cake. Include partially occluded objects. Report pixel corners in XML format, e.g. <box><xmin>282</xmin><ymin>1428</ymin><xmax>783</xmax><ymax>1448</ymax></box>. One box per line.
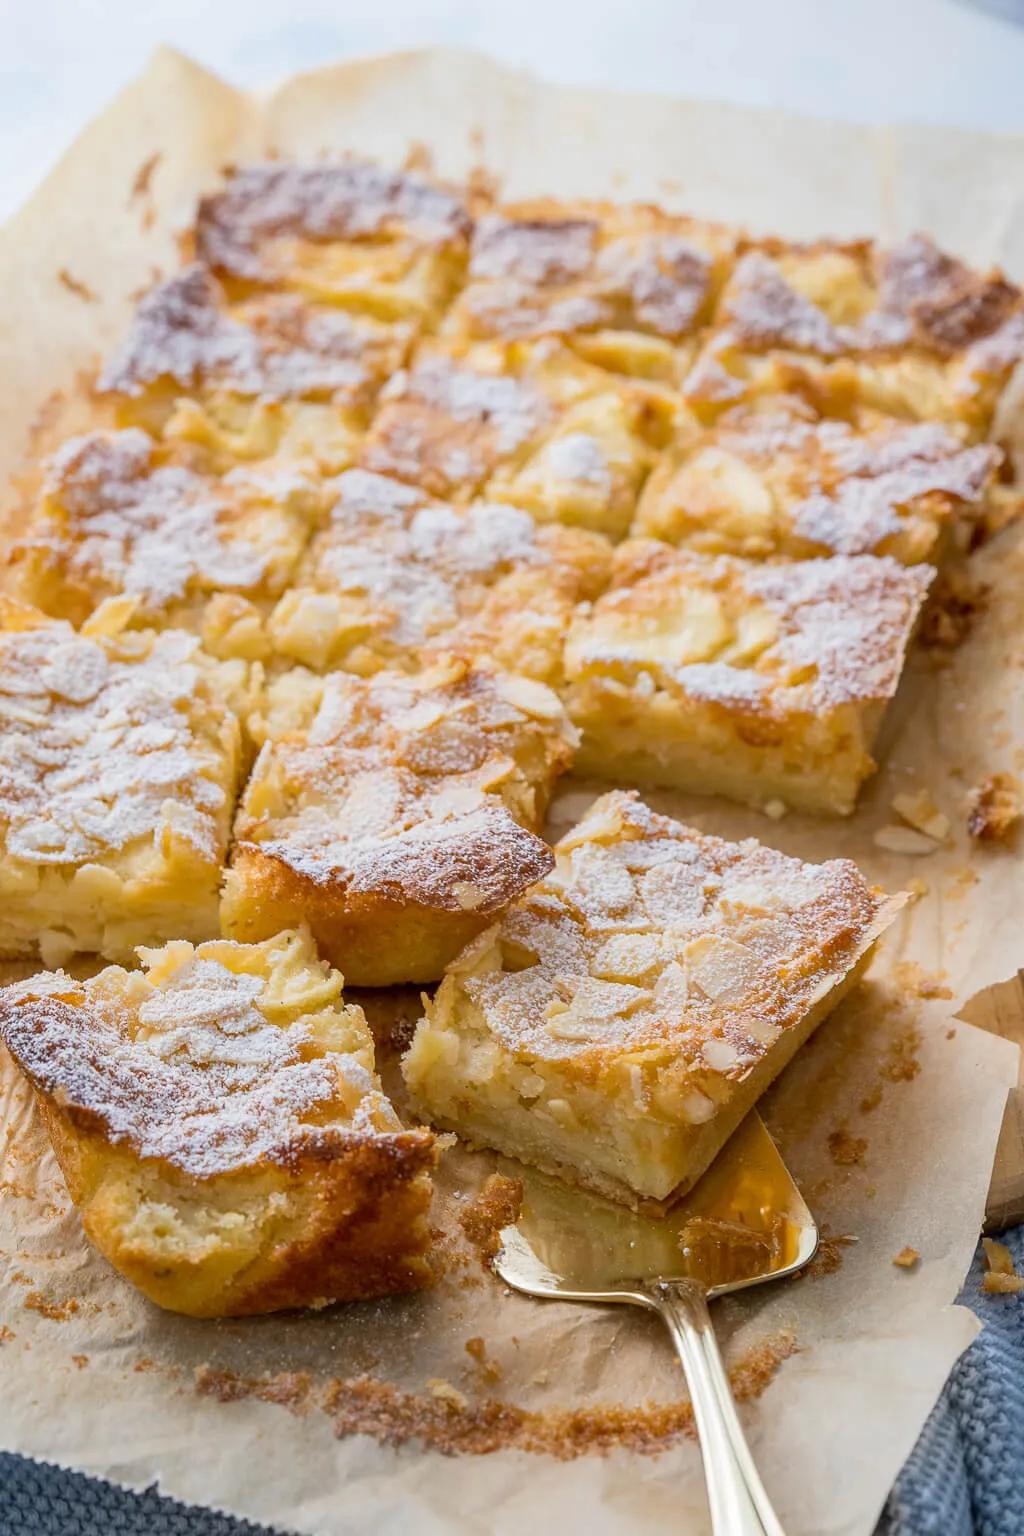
<box><xmin>0</xmin><ymin>927</ymin><xmax>436</xmax><ymax>1316</ymax></box>
<box><xmin>404</xmin><ymin>790</ymin><xmax>902</xmax><ymax>1206</ymax></box>
<box><xmin>195</xmin><ymin>160</ymin><xmax>471</xmax><ymax>325</ymax></box>
<box><xmin>564</xmin><ymin>539</ymin><xmax>932</xmax><ymax>815</ymax></box>
<box><xmin>444</xmin><ymin>198</ymin><xmax>736</xmax><ymax>382</ymax></box>
<box><xmin>99</xmin><ymin>264</ymin><xmax>413</xmax><ymax>473</ymax></box>
<box><xmin>684</xmin><ymin>235</ymin><xmax>1024</xmax><ymax>440</ymax></box>
<box><xmin>0</xmin><ymin>598</ymin><xmax>245</xmax><ymax>967</ymax></box>
<box><xmin>10</xmin><ymin>427</ymin><xmax>319</xmax><ymax>658</ymax></box>
<box><xmin>633</xmin><ymin>398</ymin><xmax>999</xmax><ymax>563</ymax></box>
<box><xmin>221</xmin><ymin>658</ymin><xmax>577</xmax><ymax>985</ymax></box>
<box><xmin>359</xmin><ymin>338</ymin><xmax>675</xmax><ymax>535</ymax></box>
<box><xmin>267</xmin><ymin>467</ymin><xmax>612</xmax><ymax>680</ymax></box>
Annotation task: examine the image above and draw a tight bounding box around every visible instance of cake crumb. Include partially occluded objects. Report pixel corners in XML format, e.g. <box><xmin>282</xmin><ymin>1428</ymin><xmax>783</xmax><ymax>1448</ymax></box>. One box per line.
<box><xmin>458</xmin><ymin>1174</ymin><xmax>524</xmax><ymax>1271</ymax></box>
<box><xmin>919</xmin><ymin>567</ymin><xmax>987</xmax><ymax>650</ymax></box>
<box><xmin>465</xmin><ymin>1336</ymin><xmax>502</xmax><ymax>1384</ymax></box>
<box><xmin>23</xmin><ymin>1292</ymin><xmax>79</xmax><ymax>1322</ymax></box>
<box><xmin>827</xmin><ymin>1129</ymin><xmax>867</xmax><ymax>1167</ymax></box>
<box><xmin>982</xmin><ymin>1238</ymin><xmax>1024</xmax><ymax>1294</ymax></box>
<box><xmin>967</xmin><ymin>773</ymin><xmax>1021</xmax><ymax>843</ymax></box>
<box><xmin>428</xmin><ymin>1378</ymin><xmax>470</xmax><ymax>1409</ymax></box>
<box><xmin>892</xmin><ymin>1247</ymin><xmax>920</xmax><ymax>1269</ymax></box>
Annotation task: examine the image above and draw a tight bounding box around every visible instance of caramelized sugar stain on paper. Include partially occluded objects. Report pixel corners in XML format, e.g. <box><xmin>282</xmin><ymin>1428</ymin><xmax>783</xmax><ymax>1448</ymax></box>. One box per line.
<box><xmin>0</xmin><ymin>43</ymin><xmax>1021</xmax><ymax>1536</ymax></box>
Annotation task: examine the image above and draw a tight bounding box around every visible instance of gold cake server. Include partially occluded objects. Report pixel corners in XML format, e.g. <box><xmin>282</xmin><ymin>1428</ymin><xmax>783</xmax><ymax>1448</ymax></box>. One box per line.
<box><xmin>495</xmin><ymin>1112</ymin><xmax>816</xmax><ymax>1536</ymax></box>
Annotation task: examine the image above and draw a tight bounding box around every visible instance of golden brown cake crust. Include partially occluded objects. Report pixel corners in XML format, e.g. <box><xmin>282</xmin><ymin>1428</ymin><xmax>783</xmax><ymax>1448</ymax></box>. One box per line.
<box><xmin>100</xmin><ymin>265</ymin><xmax>410</xmax><ymax>408</ymax></box>
<box><xmin>196</xmin><ymin>162</ymin><xmax>472</xmax><ymax>281</ymax></box>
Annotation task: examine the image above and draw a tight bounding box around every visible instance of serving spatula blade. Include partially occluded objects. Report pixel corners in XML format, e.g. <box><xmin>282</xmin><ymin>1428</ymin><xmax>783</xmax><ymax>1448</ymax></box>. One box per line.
<box><xmin>495</xmin><ymin>1113</ymin><xmax>816</xmax><ymax>1536</ymax></box>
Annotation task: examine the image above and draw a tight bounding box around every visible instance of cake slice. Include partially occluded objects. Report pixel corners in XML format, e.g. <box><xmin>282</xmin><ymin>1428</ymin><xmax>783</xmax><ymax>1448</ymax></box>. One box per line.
<box><xmin>267</xmin><ymin>468</ymin><xmax>611</xmax><ymax>680</ymax></box>
<box><xmin>99</xmin><ymin>265</ymin><xmax>412</xmax><ymax>473</ymax></box>
<box><xmin>221</xmin><ymin>658</ymin><xmax>576</xmax><ymax>985</ymax></box>
<box><xmin>359</xmin><ymin>339</ymin><xmax>675</xmax><ymax>536</ymax></box>
<box><xmin>12</xmin><ymin>428</ymin><xmax>320</xmax><ymax>659</ymax></box>
<box><xmin>444</xmin><ymin>198</ymin><xmax>735</xmax><ymax>382</ymax></box>
<box><xmin>195</xmin><ymin>160</ymin><xmax>471</xmax><ymax>325</ymax></box>
<box><xmin>684</xmin><ymin>235</ymin><xmax>1024</xmax><ymax>440</ymax></box>
<box><xmin>563</xmin><ymin>539</ymin><xmax>932</xmax><ymax>815</ymax></box>
<box><xmin>404</xmin><ymin>790</ymin><xmax>902</xmax><ymax>1207</ymax></box>
<box><xmin>633</xmin><ymin>398</ymin><xmax>998</xmax><ymax>564</ymax></box>
<box><xmin>0</xmin><ymin>598</ymin><xmax>245</xmax><ymax>966</ymax></box>
<box><xmin>0</xmin><ymin>928</ymin><xmax>436</xmax><ymax>1316</ymax></box>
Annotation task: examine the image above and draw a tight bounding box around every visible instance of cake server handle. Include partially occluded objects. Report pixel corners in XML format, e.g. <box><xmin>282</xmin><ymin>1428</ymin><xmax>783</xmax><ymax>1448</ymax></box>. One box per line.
<box><xmin>646</xmin><ymin>1279</ymin><xmax>786</xmax><ymax>1536</ymax></box>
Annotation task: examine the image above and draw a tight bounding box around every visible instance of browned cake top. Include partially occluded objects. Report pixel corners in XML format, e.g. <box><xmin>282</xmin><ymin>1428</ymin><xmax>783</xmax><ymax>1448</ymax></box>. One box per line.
<box><xmin>33</xmin><ymin>429</ymin><xmax>297</xmax><ymax>609</ymax></box>
<box><xmin>644</xmin><ymin>403</ymin><xmax>997</xmax><ymax>557</ymax></box>
<box><xmin>361</xmin><ymin>351</ymin><xmax>550</xmax><ymax>493</ymax></box>
<box><xmin>196</xmin><ymin>161</ymin><xmax>472</xmax><ymax>280</ymax></box>
<box><xmin>457</xmin><ymin>790</ymin><xmax>890</xmax><ymax>1073</ymax></box>
<box><xmin>571</xmin><ymin>540</ymin><xmax>933</xmax><ymax>714</ymax></box>
<box><xmin>0</xmin><ymin>606</ymin><xmax>232</xmax><ymax>867</ymax></box>
<box><xmin>455</xmin><ymin>201</ymin><xmax>722</xmax><ymax>340</ymax></box>
<box><xmin>715</xmin><ymin>236</ymin><xmax>1024</xmax><ymax>362</ymax></box>
<box><xmin>100</xmin><ymin>265</ymin><xmax>409</xmax><ymax>404</ymax></box>
<box><xmin>295</xmin><ymin>468</ymin><xmax>604</xmax><ymax>649</ymax></box>
<box><xmin>241</xmin><ymin>661</ymin><xmax>572</xmax><ymax>912</ymax></box>
<box><xmin>0</xmin><ymin>942</ymin><xmax>392</xmax><ymax>1178</ymax></box>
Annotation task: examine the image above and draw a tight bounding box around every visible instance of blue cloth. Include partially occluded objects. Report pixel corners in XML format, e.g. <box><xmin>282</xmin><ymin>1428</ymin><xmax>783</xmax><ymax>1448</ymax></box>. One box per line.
<box><xmin>2</xmin><ymin>1233</ymin><xmax>1023</xmax><ymax>1536</ymax></box>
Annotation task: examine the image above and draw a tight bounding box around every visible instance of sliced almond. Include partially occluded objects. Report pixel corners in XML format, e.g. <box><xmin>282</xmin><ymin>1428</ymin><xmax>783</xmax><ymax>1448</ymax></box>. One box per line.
<box><xmin>872</xmin><ymin>825</ymin><xmax>938</xmax><ymax>856</ymax></box>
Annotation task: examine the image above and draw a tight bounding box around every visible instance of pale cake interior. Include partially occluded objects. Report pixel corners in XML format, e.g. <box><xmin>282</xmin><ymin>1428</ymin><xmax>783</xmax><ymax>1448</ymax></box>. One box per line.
<box><xmin>404</xmin><ymin>791</ymin><xmax>904</xmax><ymax>1205</ymax></box>
<box><xmin>0</xmin><ymin>928</ymin><xmax>435</xmax><ymax>1316</ymax></box>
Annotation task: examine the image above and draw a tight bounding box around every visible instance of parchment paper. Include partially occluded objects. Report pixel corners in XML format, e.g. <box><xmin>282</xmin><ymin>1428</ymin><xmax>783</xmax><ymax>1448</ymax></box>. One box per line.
<box><xmin>0</xmin><ymin>45</ymin><xmax>1021</xmax><ymax>1536</ymax></box>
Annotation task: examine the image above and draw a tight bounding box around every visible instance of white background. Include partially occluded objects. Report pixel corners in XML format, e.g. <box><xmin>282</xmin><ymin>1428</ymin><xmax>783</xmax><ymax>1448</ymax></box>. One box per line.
<box><xmin>1</xmin><ymin>0</ymin><xmax>1024</xmax><ymax>220</ymax></box>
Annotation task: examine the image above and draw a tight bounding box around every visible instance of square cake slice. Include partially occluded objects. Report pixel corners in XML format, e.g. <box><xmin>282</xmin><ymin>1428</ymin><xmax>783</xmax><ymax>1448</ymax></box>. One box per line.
<box><xmin>684</xmin><ymin>236</ymin><xmax>1024</xmax><ymax>440</ymax></box>
<box><xmin>444</xmin><ymin>199</ymin><xmax>735</xmax><ymax>382</ymax></box>
<box><xmin>359</xmin><ymin>340</ymin><xmax>675</xmax><ymax>535</ymax></box>
<box><xmin>0</xmin><ymin>599</ymin><xmax>245</xmax><ymax>966</ymax></box>
<box><xmin>633</xmin><ymin>399</ymin><xmax>998</xmax><ymax>564</ymax></box>
<box><xmin>195</xmin><ymin>161</ymin><xmax>471</xmax><ymax>325</ymax></box>
<box><xmin>0</xmin><ymin>928</ymin><xmax>436</xmax><ymax>1316</ymax></box>
<box><xmin>267</xmin><ymin>468</ymin><xmax>611</xmax><ymax>681</ymax></box>
<box><xmin>404</xmin><ymin>790</ymin><xmax>903</xmax><ymax>1206</ymax></box>
<box><xmin>12</xmin><ymin>428</ymin><xmax>320</xmax><ymax>659</ymax></box>
<box><xmin>564</xmin><ymin>539</ymin><xmax>932</xmax><ymax>815</ymax></box>
<box><xmin>221</xmin><ymin>659</ymin><xmax>577</xmax><ymax>985</ymax></box>
<box><xmin>99</xmin><ymin>266</ymin><xmax>413</xmax><ymax>473</ymax></box>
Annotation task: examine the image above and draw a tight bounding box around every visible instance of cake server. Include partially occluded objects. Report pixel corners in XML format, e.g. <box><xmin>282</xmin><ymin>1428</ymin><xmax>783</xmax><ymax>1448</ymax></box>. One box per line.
<box><xmin>494</xmin><ymin>1111</ymin><xmax>815</xmax><ymax>1536</ymax></box>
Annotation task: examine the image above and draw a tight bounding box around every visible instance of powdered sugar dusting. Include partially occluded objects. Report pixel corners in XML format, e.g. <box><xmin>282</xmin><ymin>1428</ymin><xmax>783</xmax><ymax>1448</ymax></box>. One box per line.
<box><xmin>458</xmin><ymin>790</ymin><xmax>884</xmax><ymax>1066</ymax></box>
<box><xmin>197</xmin><ymin>162</ymin><xmax>471</xmax><ymax>281</ymax></box>
<box><xmin>236</xmin><ymin>663</ymin><xmax>575</xmax><ymax>910</ymax></box>
<box><xmin>0</xmin><ymin>616</ymin><xmax>230</xmax><ymax>866</ymax></box>
<box><xmin>0</xmin><ymin>946</ymin><xmax>396</xmax><ymax>1178</ymax></box>
<box><xmin>101</xmin><ymin>266</ymin><xmax>399</xmax><ymax>404</ymax></box>
<box><xmin>37</xmin><ymin>430</ymin><xmax>269</xmax><ymax>612</ymax></box>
